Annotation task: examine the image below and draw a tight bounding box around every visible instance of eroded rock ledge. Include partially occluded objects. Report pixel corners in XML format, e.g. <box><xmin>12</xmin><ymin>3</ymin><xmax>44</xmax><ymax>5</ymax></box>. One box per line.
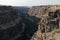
<box><xmin>28</xmin><ymin>5</ymin><xmax>60</xmax><ymax>40</ymax></box>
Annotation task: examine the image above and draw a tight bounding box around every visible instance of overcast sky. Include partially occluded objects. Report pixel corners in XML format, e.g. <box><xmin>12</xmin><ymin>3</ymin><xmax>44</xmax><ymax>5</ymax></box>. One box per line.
<box><xmin>0</xmin><ymin>0</ymin><xmax>60</xmax><ymax>6</ymax></box>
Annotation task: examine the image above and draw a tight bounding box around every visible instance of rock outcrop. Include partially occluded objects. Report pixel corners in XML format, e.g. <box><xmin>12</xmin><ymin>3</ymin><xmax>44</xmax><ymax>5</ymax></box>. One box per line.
<box><xmin>28</xmin><ymin>5</ymin><xmax>60</xmax><ymax>40</ymax></box>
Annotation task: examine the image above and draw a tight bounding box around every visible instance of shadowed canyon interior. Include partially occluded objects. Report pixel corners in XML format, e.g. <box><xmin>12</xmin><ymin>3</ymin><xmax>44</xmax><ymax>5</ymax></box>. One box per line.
<box><xmin>0</xmin><ymin>6</ymin><xmax>25</xmax><ymax>40</ymax></box>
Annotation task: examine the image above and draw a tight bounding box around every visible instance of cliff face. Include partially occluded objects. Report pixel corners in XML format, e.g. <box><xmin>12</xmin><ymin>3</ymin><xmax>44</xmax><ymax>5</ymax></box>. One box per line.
<box><xmin>28</xmin><ymin>5</ymin><xmax>60</xmax><ymax>40</ymax></box>
<box><xmin>0</xmin><ymin>6</ymin><xmax>25</xmax><ymax>40</ymax></box>
<box><xmin>0</xmin><ymin>5</ymin><xmax>60</xmax><ymax>40</ymax></box>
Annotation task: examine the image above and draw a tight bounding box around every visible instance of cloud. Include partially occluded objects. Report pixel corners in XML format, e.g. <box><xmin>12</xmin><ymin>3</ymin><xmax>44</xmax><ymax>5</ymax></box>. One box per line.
<box><xmin>0</xmin><ymin>0</ymin><xmax>60</xmax><ymax>6</ymax></box>
<box><xmin>0</xmin><ymin>0</ymin><xmax>18</xmax><ymax>6</ymax></box>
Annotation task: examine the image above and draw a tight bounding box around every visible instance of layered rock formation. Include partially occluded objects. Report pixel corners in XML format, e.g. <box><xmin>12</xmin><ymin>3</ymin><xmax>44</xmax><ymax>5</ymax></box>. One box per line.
<box><xmin>28</xmin><ymin>5</ymin><xmax>60</xmax><ymax>40</ymax></box>
<box><xmin>1</xmin><ymin>5</ymin><xmax>60</xmax><ymax>40</ymax></box>
<box><xmin>0</xmin><ymin>6</ymin><xmax>25</xmax><ymax>40</ymax></box>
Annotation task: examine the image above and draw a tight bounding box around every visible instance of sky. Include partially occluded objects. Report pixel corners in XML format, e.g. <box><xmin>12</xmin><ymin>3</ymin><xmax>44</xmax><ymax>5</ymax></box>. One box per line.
<box><xmin>0</xmin><ymin>0</ymin><xmax>60</xmax><ymax>6</ymax></box>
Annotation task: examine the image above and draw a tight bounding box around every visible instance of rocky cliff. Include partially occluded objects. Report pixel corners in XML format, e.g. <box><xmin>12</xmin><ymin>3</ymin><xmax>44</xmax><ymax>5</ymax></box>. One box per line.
<box><xmin>28</xmin><ymin>5</ymin><xmax>60</xmax><ymax>40</ymax></box>
<box><xmin>0</xmin><ymin>5</ymin><xmax>60</xmax><ymax>40</ymax></box>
